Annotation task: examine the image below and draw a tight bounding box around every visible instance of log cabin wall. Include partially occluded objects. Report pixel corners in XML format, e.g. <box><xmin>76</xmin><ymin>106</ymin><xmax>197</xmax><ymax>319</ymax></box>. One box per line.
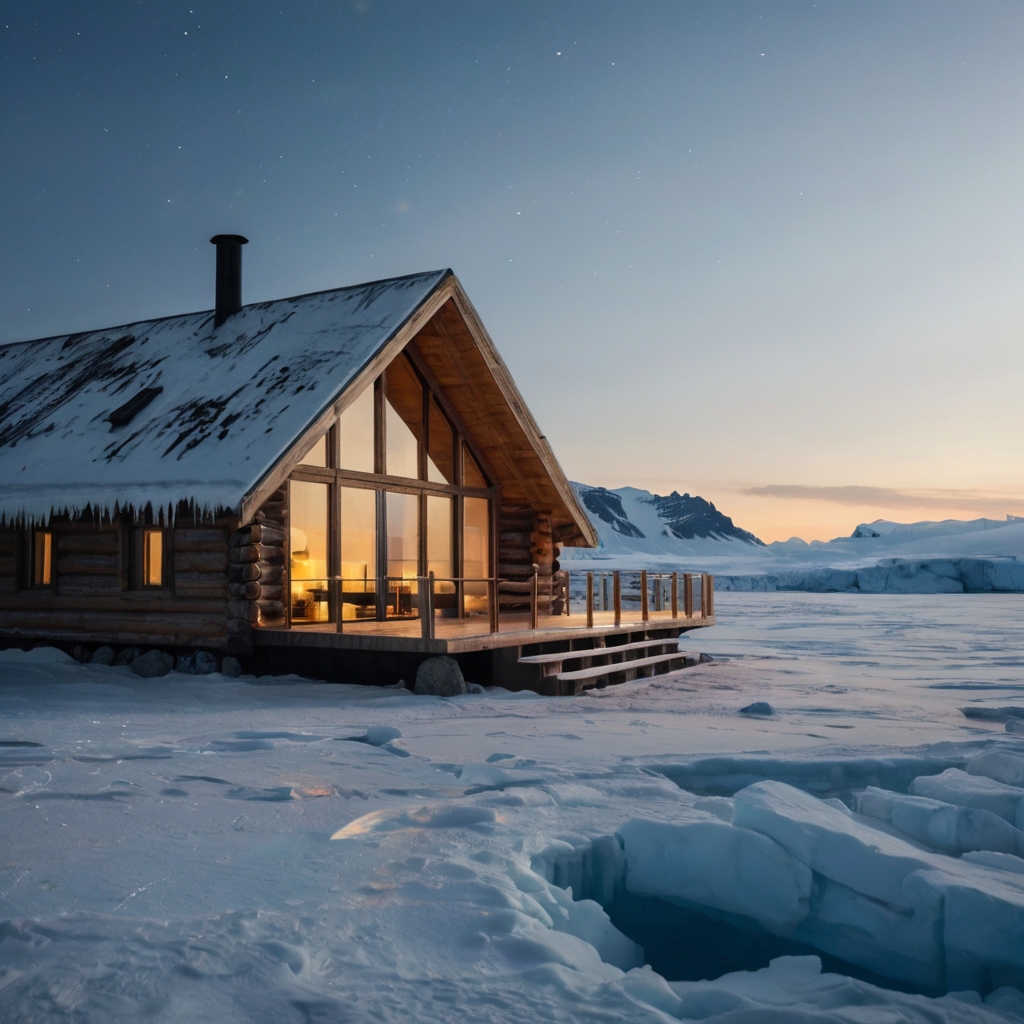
<box><xmin>0</xmin><ymin>515</ymin><xmax>232</xmax><ymax>650</ymax></box>
<box><xmin>226</xmin><ymin>485</ymin><xmax>287</xmax><ymax>654</ymax></box>
<box><xmin>497</xmin><ymin>506</ymin><xmax>557</xmax><ymax>614</ymax></box>
<box><xmin>0</xmin><ymin>529</ymin><xmax>18</xmax><ymax>605</ymax></box>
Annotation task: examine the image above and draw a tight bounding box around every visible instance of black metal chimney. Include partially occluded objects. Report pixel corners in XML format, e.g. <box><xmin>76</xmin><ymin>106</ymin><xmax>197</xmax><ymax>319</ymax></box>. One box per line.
<box><xmin>210</xmin><ymin>234</ymin><xmax>248</xmax><ymax>327</ymax></box>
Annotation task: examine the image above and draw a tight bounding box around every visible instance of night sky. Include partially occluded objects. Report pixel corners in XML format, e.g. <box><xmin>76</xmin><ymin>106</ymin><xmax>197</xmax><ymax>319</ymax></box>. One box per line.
<box><xmin>3</xmin><ymin>2</ymin><xmax>1023</xmax><ymax>541</ymax></box>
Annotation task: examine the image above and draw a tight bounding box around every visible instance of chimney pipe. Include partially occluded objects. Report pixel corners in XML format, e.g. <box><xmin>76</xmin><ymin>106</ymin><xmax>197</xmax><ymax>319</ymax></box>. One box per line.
<box><xmin>210</xmin><ymin>234</ymin><xmax>248</xmax><ymax>327</ymax></box>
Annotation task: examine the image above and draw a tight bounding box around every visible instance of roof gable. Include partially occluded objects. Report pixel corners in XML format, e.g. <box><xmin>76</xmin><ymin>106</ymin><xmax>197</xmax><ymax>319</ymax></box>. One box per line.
<box><xmin>0</xmin><ymin>271</ymin><xmax>447</xmax><ymax>522</ymax></box>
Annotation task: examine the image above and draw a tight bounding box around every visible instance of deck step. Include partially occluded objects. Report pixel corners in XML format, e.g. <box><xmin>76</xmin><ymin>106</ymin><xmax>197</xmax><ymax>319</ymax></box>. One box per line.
<box><xmin>556</xmin><ymin>649</ymin><xmax>697</xmax><ymax>684</ymax></box>
<box><xmin>517</xmin><ymin>637</ymin><xmax>678</xmax><ymax>666</ymax></box>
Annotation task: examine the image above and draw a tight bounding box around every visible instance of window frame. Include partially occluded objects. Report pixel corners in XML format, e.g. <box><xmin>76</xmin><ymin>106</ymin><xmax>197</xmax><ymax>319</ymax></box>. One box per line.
<box><xmin>30</xmin><ymin>528</ymin><xmax>54</xmax><ymax>588</ymax></box>
<box><xmin>129</xmin><ymin>525</ymin><xmax>172</xmax><ymax>593</ymax></box>
<box><xmin>286</xmin><ymin>353</ymin><xmax>498</xmax><ymax>625</ymax></box>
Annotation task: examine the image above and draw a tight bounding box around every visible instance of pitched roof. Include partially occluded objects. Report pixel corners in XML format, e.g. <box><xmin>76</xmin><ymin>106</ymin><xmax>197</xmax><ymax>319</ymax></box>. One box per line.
<box><xmin>0</xmin><ymin>270</ymin><xmax>598</xmax><ymax>546</ymax></box>
<box><xmin>0</xmin><ymin>271</ymin><xmax>447</xmax><ymax>522</ymax></box>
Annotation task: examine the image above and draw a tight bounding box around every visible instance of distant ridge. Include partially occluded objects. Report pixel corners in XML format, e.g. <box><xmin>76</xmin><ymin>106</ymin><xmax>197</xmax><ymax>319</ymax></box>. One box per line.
<box><xmin>572</xmin><ymin>483</ymin><xmax>763</xmax><ymax>552</ymax></box>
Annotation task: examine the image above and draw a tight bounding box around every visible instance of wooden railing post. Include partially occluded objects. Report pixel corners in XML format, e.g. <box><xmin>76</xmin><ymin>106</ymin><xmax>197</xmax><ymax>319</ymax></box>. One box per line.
<box><xmin>707</xmin><ymin>574</ymin><xmax>714</xmax><ymax>618</ymax></box>
<box><xmin>530</xmin><ymin>563</ymin><xmax>539</xmax><ymax>630</ymax></box>
<box><xmin>640</xmin><ymin>569</ymin><xmax>649</xmax><ymax>622</ymax></box>
<box><xmin>563</xmin><ymin>570</ymin><xmax>571</xmax><ymax>616</ymax></box>
<box><xmin>586</xmin><ymin>572</ymin><xmax>594</xmax><ymax>629</ymax></box>
<box><xmin>602</xmin><ymin>574</ymin><xmax>609</xmax><ymax>611</ymax></box>
<box><xmin>683</xmin><ymin>573</ymin><xmax>693</xmax><ymax>618</ymax></box>
<box><xmin>419</xmin><ymin>576</ymin><xmax>430</xmax><ymax>642</ymax></box>
<box><xmin>613</xmin><ymin>571</ymin><xmax>621</xmax><ymax>627</ymax></box>
<box><xmin>671</xmin><ymin>572</ymin><xmax>678</xmax><ymax>619</ymax></box>
<box><xmin>488</xmin><ymin>576</ymin><xmax>498</xmax><ymax>634</ymax></box>
<box><xmin>334</xmin><ymin>578</ymin><xmax>344</xmax><ymax>634</ymax></box>
<box><xmin>700</xmin><ymin>575</ymin><xmax>707</xmax><ymax>619</ymax></box>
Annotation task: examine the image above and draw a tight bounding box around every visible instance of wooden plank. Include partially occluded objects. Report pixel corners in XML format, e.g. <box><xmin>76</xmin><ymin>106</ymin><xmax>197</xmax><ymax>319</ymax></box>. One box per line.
<box><xmin>0</xmin><ymin>610</ymin><xmax>228</xmax><ymax>636</ymax></box>
<box><xmin>55</xmin><ymin>554</ymin><xmax>118</xmax><ymax>576</ymax></box>
<box><xmin>56</xmin><ymin>533</ymin><xmax>120</xmax><ymax>555</ymax></box>
<box><xmin>519</xmin><ymin>637</ymin><xmax>679</xmax><ymax>665</ymax></box>
<box><xmin>174</xmin><ymin>529</ymin><xmax>228</xmax><ymax>553</ymax></box>
<box><xmin>0</xmin><ymin>595</ymin><xmax>228</xmax><ymax>614</ymax></box>
<box><xmin>252</xmin><ymin>619</ymin><xmax>704</xmax><ymax>656</ymax></box>
<box><xmin>556</xmin><ymin>650</ymin><xmax>694</xmax><ymax>683</ymax></box>
<box><xmin>56</xmin><ymin>575</ymin><xmax>122</xmax><ymax>596</ymax></box>
<box><xmin>174</xmin><ymin>550</ymin><xmax>227</xmax><ymax>574</ymax></box>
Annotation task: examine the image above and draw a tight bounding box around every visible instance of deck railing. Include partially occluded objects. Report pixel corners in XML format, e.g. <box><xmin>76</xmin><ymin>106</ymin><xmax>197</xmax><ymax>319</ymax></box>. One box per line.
<box><xmin>290</xmin><ymin>569</ymin><xmax>713</xmax><ymax>638</ymax></box>
<box><xmin>562</xmin><ymin>570</ymin><xmax>714</xmax><ymax>628</ymax></box>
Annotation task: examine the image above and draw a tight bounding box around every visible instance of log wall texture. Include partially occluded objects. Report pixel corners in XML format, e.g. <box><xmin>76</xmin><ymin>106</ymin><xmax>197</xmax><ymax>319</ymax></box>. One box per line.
<box><xmin>0</xmin><ymin>520</ymin><xmax>232</xmax><ymax>649</ymax></box>
<box><xmin>228</xmin><ymin>485</ymin><xmax>287</xmax><ymax>652</ymax></box>
<box><xmin>497</xmin><ymin>506</ymin><xmax>556</xmax><ymax>613</ymax></box>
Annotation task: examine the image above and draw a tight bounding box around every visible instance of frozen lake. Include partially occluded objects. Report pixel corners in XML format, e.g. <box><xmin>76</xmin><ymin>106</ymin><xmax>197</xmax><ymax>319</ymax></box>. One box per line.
<box><xmin>1</xmin><ymin>594</ymin><xmax>1023</xmax><ymax>1022</ymax></box>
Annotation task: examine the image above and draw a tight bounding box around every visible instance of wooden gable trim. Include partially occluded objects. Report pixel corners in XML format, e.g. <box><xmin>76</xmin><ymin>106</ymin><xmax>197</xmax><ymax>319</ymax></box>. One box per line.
<box><xmin>416</xmin><ymin>284</ymin><xmax>597</xmax><ymax>547</ymax></box>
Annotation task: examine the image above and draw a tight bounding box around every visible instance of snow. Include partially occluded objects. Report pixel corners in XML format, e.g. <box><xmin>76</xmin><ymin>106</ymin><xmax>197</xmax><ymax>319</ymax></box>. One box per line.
<box><xmin>0</xmin><ymin>271</ymin><xmax>446</xmax><ymax>522</ymax></box>
<box><xmin>3</xmin><ymin>593</ymin><xmax>1024</xmax><ymax>1021</ymax></box>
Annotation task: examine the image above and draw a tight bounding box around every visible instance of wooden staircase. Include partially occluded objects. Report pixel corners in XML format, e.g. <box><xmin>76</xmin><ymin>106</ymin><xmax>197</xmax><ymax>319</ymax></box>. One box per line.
<box><xmin>517</xmin><ymin>633</ymin><xmax>697</xmax><ymax>696</ymax></box>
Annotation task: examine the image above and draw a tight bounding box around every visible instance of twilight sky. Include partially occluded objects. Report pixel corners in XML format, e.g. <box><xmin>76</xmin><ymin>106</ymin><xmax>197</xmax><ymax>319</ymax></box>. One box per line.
<box><xmin>3</xmin><ymin>2</ymin><xmax>1023</xmax><ymax>542</ymax></box>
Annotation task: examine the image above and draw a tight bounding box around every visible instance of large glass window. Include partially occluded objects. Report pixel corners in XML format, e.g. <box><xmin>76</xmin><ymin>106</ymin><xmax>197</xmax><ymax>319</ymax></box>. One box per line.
<box><xmin>463</xmin><ymin>496</ymin><xmax>490</xmax><ymax>617</ymax></box>
<box><xmin>340</xmin><ymin>486</ymin><xmax>376</xmax><ymax>621</ymax></box>
<box><xmin>340</xmin><ymin>385</ymin><xmax>374</xmax><ymax>473</ymax></box>
<box><xmin>427</xmin><ymin>396</ymin><xmax>454</xmax><ymax>484</ymax></box>
<box><xmin>385</xmin><ymin>491</ymin><xmax>419</xmax><ymax>618</ymax></box>
<box><xmin>290</xmin><ymin>480</ymin><xmax>330</xmax><ymax>623</ymax></box>
<box><xmin>286</xmin><ymin>347</ymin><xmax>497</xmax><ymax>629</ymax></box>
<box><xmin>463</xmin><ymin>445</ymin><xmax>487</xmax><ymax>489</ymax></box>
<box><xmin>384</xmin><ymin>356</ymin><xmax>422</xmax><ymax>479</ymax></box>
<box><xmin>426</xmin><ymin>495</ymin><xmax>452</xmax><ymax>579</ymax></box>
<box><xmin>299</xmin><ymin>433</ymin><xmax>327</xmax><ymax>467</ymax></box>
<box><xmin>427</xmin><ymin>494</ymin><xmax>455</xmax><ymax>617</ymax></box>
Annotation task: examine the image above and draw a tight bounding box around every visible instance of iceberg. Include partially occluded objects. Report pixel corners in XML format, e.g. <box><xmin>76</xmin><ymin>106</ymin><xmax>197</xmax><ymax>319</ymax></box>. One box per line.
<box><xmin>617</xmin><ymin>779</ymin><xmax>1024</xmax><ymax>993</ymax></box>
<box><xmin>910</xmin><ymin>768</ymin><xmax>1024</xmax><ymax>830</ymax></box>
<box><xmin>855</xmin><ymin>786</ymin><xmax>1024</xmax><ymax>856</ymax></box>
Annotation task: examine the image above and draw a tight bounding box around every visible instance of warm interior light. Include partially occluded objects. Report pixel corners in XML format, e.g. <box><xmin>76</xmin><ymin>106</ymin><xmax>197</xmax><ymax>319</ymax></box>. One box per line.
<box><xmin>143</xmin><ymin>530</ymin><xmax>163</xmax><ymax>587</ymax></box>
<box><xmin>33</xmin><ymin>531</ymin><xmax>52</xmax><ymax>587</ymax></box>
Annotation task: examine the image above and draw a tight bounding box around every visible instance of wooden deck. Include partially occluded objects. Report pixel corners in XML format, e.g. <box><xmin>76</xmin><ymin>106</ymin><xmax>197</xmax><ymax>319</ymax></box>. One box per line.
<box><xmin>254</xmin><ymin>608</ymin><xmax>715</xmax><ymax>655</ymax></box>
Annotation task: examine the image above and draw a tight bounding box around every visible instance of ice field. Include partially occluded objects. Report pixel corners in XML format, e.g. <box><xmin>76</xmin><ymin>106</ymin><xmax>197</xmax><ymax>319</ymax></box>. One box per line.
<box><xmin>2</xmin><ymin>592</ymin><xmax>1024</xmax><ymax>1022</ymax></box>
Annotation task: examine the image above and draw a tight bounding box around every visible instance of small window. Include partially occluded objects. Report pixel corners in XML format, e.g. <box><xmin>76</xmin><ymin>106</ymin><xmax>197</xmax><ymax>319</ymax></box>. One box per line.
<box><xmin>143</xmin><ymin>530</ymin><xmax>164</xmax><ymax>587</ymax></box>
<box><xmin>32</xmin><ymin>530</ymin><xmax>53</xmax><ymax>586</ymax></box>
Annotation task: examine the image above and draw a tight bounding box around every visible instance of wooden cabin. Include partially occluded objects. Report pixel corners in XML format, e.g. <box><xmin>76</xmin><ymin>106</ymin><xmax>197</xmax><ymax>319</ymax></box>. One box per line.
<box><xmin>0</xmin><ymin>237</ymin><xmax>714</xmax><ymax>692</ymax></box>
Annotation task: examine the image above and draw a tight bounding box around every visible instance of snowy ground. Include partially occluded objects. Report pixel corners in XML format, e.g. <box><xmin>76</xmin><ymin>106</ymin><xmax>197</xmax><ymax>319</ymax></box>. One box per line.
<box><xmin>2</xmin><ymin>593</ymin><xmax>1024</xmax><ymax>1022</ymax></box>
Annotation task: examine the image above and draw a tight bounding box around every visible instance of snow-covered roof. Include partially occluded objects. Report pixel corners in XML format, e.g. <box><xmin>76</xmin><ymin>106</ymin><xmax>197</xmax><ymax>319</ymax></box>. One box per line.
<box><xmin>0</xmin><ymin>270</ymin><xmax>448</xmax><ymax>523</ymax></box>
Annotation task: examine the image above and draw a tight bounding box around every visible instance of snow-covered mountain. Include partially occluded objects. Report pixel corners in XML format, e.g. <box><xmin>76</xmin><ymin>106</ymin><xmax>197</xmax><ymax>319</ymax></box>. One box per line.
<box><xmin>564</xmin><ymin>483</ymin><xmax>1024</xmax><ymax>593</ymax></box>
<box><xmin>570</xmin><ymin>483</ymin><xmax>763</xmax><ymax>557</ymax></box>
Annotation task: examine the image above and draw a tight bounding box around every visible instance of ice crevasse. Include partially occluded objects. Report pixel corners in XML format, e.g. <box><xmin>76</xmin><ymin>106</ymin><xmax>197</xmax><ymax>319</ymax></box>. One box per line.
<box><xmin>615</xmin><ymin>761</ymin><xmax>1024</xmax><ymax>996</ymax></box>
